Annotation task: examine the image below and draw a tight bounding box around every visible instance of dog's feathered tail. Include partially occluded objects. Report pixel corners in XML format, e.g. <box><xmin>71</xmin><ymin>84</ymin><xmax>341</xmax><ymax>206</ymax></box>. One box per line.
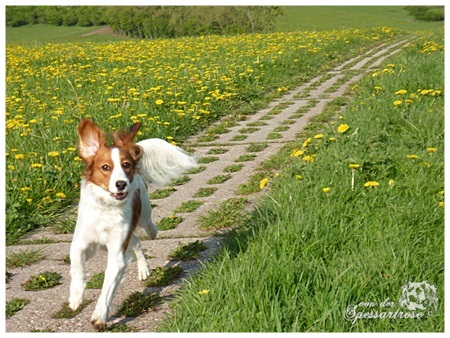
<box><xmin>136</xmin><ymin>138</ymin><xmax>197</xmax><ymax>185</ymax></box>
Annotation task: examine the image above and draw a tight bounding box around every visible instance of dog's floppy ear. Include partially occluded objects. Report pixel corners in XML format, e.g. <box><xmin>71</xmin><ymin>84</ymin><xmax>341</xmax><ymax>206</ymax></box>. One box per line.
<box><xmin>113</xmin><ymin>122</ymin><xmax>141</xmax><ymax>147</ymax></box>
<box><xmin>130</xmin><ymin>144</ymin><xmax>144</xmax><ymax>163</ymax></box>
<box><xmin>77</xmin><ymin>119</ymin><xmax>106</xmax><ymax>165</ymax></box>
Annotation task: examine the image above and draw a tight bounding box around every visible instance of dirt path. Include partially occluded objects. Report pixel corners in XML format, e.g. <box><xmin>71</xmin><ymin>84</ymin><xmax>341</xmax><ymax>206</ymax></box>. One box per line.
<box><xmin>5</xmin><ymin>39</ymin><xmax>410</xmax><ymax>332</ymax></box>
<box><xmin>81</xmin><ymin>26</ymin><xmax>114</xmax><ymax>37</ymax></box>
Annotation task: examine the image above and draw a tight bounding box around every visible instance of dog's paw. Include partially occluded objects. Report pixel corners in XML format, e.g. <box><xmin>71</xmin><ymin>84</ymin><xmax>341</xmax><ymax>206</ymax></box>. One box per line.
<box><xmin>146</xmin><ymin>223</ymin><xmax>158</xmax><ymax>240</ymax></box>
<box><xmin>91</xmin><ymin>318</ymin><xmax>107</xmax><ymax>332</ymax></box>
<box><xmin>68</xmin><ymin>297</ymin><xmax>82</xmax><ymax>311</ymax></box>
<box><xmin>138</xmin><ymin>261</ymin><xmax>151</xmax><ymax>281</ymax></box>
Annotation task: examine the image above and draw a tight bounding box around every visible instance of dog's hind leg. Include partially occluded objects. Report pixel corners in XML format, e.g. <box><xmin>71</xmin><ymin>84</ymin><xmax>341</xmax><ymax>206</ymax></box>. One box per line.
<box><xmin>127</xmin><ymin>234</ymin><xmax>151</xmax><ymax>280</ymax></box>
<box><xmin>143</xmin><ymin>219</ymin><xmax>158</xmax><ymax>240</ymax></box>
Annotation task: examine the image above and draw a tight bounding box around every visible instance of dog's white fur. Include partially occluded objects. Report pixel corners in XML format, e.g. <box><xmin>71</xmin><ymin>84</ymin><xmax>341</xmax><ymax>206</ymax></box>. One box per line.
<box><xmin>68</xmin><ymin>120</ymin><xmax>196</xmax><ymax>331</ymax></box>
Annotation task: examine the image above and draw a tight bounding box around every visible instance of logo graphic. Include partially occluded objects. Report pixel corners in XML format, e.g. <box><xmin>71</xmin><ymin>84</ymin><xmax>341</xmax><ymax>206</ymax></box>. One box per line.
<box><xmin>344</xmin><ymin>280</ymin><xmax>438</xmax><ymax>325</ymax></box>
<box><xmin>398</xmin><ymin>281</ymin><xmax>438</xmax><ymax>312</ymax></box>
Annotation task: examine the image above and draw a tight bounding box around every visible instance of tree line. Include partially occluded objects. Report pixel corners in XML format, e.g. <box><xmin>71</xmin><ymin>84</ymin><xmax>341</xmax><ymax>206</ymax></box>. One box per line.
<box><xmin>5</xmin><ymin>6</ymin><xmax>283</xmax><ymax>38</ymax></box>
<box><xmin>405</xmin><ymin>6</ymin><xmax>444</xmax><ymax>22</ymax></box>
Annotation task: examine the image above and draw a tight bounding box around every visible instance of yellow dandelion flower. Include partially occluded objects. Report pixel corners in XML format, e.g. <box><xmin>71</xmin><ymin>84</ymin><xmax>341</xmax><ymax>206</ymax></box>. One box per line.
<box><xmin>322</xmin><ymin>187</ymin><xmax>331</xmax><ymax>193</ymax></box>
<box><xmin>290</xmin><ymin>149</ymin><xmax>304</xmax><ymax>157</ymax></box>
<box><xmin>48</xmin><ymin>151</ymin><xmax>59</xmax><ymax>157</ymax></box>
<box><xmin>198</xmin><ymin>289</ymin><xmax>210</xmax><ymax>296</ymax></box>
<box><xmin>295</xmin><ymin>175</ymin><xmax>302</xmax><ymax>180</ymax></box>
<box><xmin>406</xmin><ymin>154</ymin><xmax>419</xmax><ymax>159</ymax></box>
<box><xmin>438</xmin><ymin>201</ymin><xmax>444</xmax><ymax>208</ymax></box>
<box><xmin>420</xmin><ymin>89</ymin><xmax>433</xmax><ymax>95</ymax></box>
<box><xmin>302</xmin><ymin>137</ymin><xmax>312</xmax><ymax>148</ymax></box>
<box><xmin>314</xmin><ymin>134</ymin><xmax>324</xmax><ymax>139</ymax></box>
<box><xmin>337</xmin><ymin>124</ymin><xmax>350</xmax><ymax>134</ymax></box>
<box><xmin>155</xmin><ymin>99</ymin><xmax>164</xmax><ymax>105</ymax></box>
<box><xmin>349</xmin><ymin>164</ymin><xmax>360</xmax><ymax>169</ymax></box>
<box><xmin>388</xmin><ymin>179</ymin><xmax>395</xmax><ymax>186</ymax></box>
<box><xmin>55</xmin><ymin>192</ymin><xmax>66</xmax><ymax>199</ymax></box>
<box><xmin>15</xmin><ymin>154</ymin><xmax>25</xmax><ymax>160</ymax></box>
<box><xmin>364</xmin><ymin>181</ymin><xmax>379</xmax><ymax>188</ymax></box>
<box><xmin>302</xmin><ymin>155</ymin><xmax>314</xmax><ymax>163</ymax></box>
<box><xmin>427</xmin><ymin>147</ymin><xmax>437</xmax><ymax>153</ymax></box>
<box><xmin>395</xmin><ymin>89</ymin><xmax>407</xmax><ymax>95</ymax></box>
<box><xmin>259</xmin><ymin>178</ymin><xmax>269</xmax><ymax>190</ymax></box>
<box><xmin>394</xmin><ymin>100</ymin><xmax>403</xmax><ymax>106</ymax></box>
<box><xmin>31</xmin><ymin>163</ymin><xmax>43</xmax><ymax>168</ymax></box>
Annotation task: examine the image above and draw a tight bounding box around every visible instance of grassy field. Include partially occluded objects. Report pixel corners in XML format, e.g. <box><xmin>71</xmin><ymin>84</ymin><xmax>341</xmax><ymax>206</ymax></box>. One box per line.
<box><xmin>159</xmin><ymin>31</ymin><xmax>444</xmax><ymax>332</ymax></box>
<box><xmin>5</xmin><ymin>26</ymin><xmax>402</xmax><ymax>244</ymax></box>
<box><xmin>4</xmin><ymin>6</ymin><xmax>444</xmax><ymax>332</ymax></box>
<box><xmin>5</xmin><ymin>25</ymin><xmax>130</xmax><ymax>45</ymax></box>
<box><xmin>5</xmin><ymin>7</ymin><xmax>441</xmax><ymax>46</ymax></box>
<box><xmin>276</xmin><ymin>6</ymin><xmax>443</xmax><ymax>32</ymax></box>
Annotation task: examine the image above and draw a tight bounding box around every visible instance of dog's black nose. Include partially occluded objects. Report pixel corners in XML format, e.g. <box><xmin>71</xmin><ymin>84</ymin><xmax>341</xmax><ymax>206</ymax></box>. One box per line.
<box><xmin>116</xmin><ymin>180</ymin><xmax>127</xmax><ymax>191</ymax></box>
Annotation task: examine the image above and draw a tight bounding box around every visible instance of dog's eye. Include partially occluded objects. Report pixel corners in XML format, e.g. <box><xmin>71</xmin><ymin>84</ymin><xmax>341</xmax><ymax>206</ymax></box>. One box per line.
<box><xmin>101</xmin><ymin>164</ymin><xmax>111</xmax><ymax>171</ymax></box>
<box><xmin>122</xmin><ymin>162</ymin><xmax>131</xmax><ymax>169</ymax></box>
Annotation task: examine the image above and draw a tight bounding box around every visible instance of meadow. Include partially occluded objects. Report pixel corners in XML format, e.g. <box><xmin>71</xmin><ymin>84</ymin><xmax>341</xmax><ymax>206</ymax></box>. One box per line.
<box><xmin>4</xmin><ymin>6</ymin><xmax>444</xmax><ymax>333</ymax></box>
<box><xmin>5</xmin><ymin>26</ymin><xmax>401</xmax><ymax>244</ymax></box>
<box><xmin>276</xmin><ymin>6</ymin><xmax>443</xmax><ymax>32</ymax></box>
<box><xmin>159</xmin><ymin>30</ymin><xmax>444</xmax><ymax>332</ymax></box>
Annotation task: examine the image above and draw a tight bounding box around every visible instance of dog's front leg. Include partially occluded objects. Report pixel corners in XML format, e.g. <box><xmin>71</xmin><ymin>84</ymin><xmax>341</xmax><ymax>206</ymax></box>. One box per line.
<box><xmin>91</xmin><ymin>246</ymin><xmax>126</xmax><ymax>331</ymax></box>
<box><xmin>68</xmin><ymin>240</ymin><xmax>88</xmax><ymax>311</ymax></box>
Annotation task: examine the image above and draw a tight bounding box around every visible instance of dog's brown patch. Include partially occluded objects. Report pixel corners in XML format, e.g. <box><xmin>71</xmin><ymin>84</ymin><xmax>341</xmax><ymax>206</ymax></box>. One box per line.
<box><xmin>122</xmin><ymin>189</ymin><xmax>141</xmax><ymax>254</ymax></box>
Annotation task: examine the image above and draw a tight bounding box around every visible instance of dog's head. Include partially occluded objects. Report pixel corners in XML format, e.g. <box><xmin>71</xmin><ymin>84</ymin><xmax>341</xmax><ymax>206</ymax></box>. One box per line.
<box><xmin>77</xmin><ymin>119</ymin><xmax>143</xmax><ymax>201</ymax></box>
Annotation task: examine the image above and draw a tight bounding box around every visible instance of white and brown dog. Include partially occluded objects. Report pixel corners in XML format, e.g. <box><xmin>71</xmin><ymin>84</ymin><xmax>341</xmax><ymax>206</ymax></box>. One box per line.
<box><xmin>68</xmin><ymin>119</ymin><xmax>197</xmax><ymax>331</ymax></box>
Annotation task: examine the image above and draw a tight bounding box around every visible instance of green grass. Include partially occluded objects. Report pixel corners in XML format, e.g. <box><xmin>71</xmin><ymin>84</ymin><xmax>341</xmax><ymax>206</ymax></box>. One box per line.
<box><xmin>199</xmin><ymin>197</ymin><xmax>248</xmax><ymax>230</ymax></box>
<box><xmin>116</xmin><ymin>292</ymin><xmax>162</xmax><ymax>317</ymax></box>
<box><xmin>236</xmin><ymin>172</ymin><xmax>268</xmax><ymax>195</ymax></box>
<box><xmin>158</xmin><ymin>216</ymin><xmax>184</xmax><ymax>230</ymax></box>
<box><xmin>276</xmin><ymin>6</ymin><xmax>443</xmax><ymax>32</ymax></box>
<box><xmin>206</xmin><ymin>174</ymin><xmax>232</xmax><ymax>185</ymax></box>
<box><xmin>4</xmin><ymin>8</ymin><xmax>441</xmax><ymax>47</ymax></box>
<box><xmin>174</xmin><ymin>200</ymin><xmax>203</xmax><ymax>213</ymax></box>
<box><xmin>86</xmin><ymin>272</ymin><xmax>105</xmax><ymax>289</ymax></box>
<box><xmin>145</xmin><ymin>266</ymin><xmax>184</xmax><ymax>287</ymax></box>
<box><xmin>23</xmin><ymin>271</ymin><xmax>63</xmax><ymax>291</ymax></box>
<box><xmin>6</xmin><ymin>24</ymin><xmax>129</xmax><ymax>45</ymax></box>
<box><xmin>197</xmin><ymin>156</ymin><xmax>219</xmax><ymax>164</ymax></box>
<box><xmin>6</xmin><ymin>249</ymin><xmax>46</xmax><ymax>268</ymax></box>
<box><xmin>207</xmin><ymin>148</ymin><xmax>229</xmax><ymax>155</ymax></box>
<box><xmin>150</xmin><ymin>188</ymin><xmax>177</xmax><ymax>199</ymax></box>
<box><xmin>8</xmin><ymin>26</ymin><xmax>405</xmax><ymax>243</ymax></box>
<box><xmin>246</xmin><ymin>143</ymin><xmax>268</xmax><ymax>152</ymax></box>
<box><xmin>169</xmin><ymin>241</ymin><xmax>208</xmax><ymax>261</ymax></box>
<box><xmin>51</xmin><ymin>300</ymin><xmax>92</xmax><ymax>319</ymax></box>
<box><xmin>223</xmin><ymin>164</ymin><xmax>244</xmax><ymax>173</ymax></box>
<box><xmin>234</xmin><ymin>154</ymin><xmax>256</xmax><ymax>162</ymax></box>
<box><xmin>159</xmin><ymin>31</ymin><xmax>444</xmax><ymax>332</ymax></box>
<box><xmin>6</xmin><ymin>298</ymin><xmax>30</xmax><ymax>318</ymax></box>
<box><xmin>194</xmin><ymin>187</ymin><xmax>217</xmax><ymax>198</ymax></box>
